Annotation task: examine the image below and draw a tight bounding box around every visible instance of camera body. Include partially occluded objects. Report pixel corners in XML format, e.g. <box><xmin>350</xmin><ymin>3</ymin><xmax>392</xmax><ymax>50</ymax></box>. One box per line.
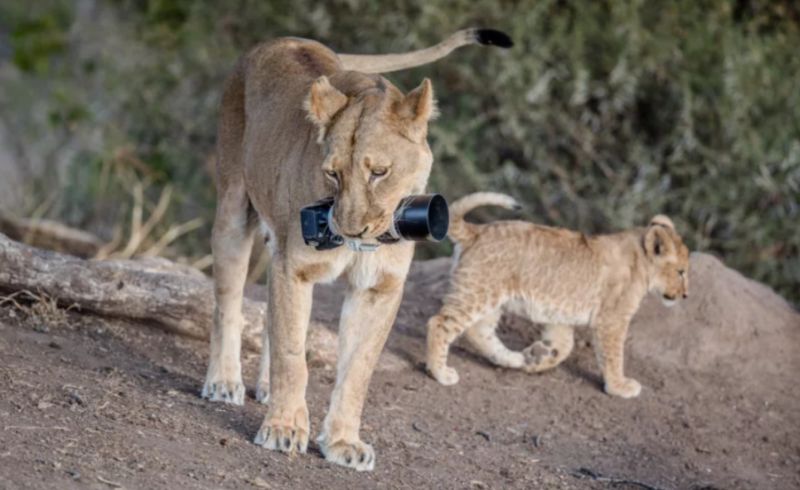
<box><xmin>300</xmin><ymin>194</ymin><xmax>449</xmax><ymax>251</ymax></box>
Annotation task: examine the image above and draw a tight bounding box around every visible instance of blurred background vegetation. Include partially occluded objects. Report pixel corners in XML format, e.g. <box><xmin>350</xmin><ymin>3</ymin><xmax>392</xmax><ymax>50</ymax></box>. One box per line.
<box><xmin>0</xmin><ymin>0</ymin><xmax>797</xmax><ymax>303</ymax></box>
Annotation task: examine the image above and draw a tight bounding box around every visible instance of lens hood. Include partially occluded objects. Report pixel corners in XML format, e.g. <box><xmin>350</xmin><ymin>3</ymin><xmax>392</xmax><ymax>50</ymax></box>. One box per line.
<box><xmin>391</xmin><ymin>194</ymin><xmax>449</xmax><ymax>242</ymax></box>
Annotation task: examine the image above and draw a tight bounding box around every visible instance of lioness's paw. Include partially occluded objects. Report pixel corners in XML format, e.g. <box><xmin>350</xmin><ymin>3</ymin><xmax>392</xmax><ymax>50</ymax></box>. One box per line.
<box><xmin>201</xmin><ymin>376</ymin><xmax>245</xmax><ymax>405</ymax></box>
<box><xmin>254</xmin><ymin>416</ymin><xmax>309</xmax><ymax>453</ymax></box>
<box><xmin>429</xmin><ymin>365</ymin><xmax>460</xmax><ymax>386</ymax></box>
<box><xmin>605</xmin><ymin>378</ymin><xmax>642</xmax><ymax>399</ymax></box>
<box><xmin>319</xmin><ymin>438</ymin><xmax>375</xmax><ymax>472</ymax></box>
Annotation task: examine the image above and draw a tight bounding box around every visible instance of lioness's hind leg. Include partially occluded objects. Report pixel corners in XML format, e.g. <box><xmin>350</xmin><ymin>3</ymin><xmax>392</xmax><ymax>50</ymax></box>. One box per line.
<box><xmin>202</xmin><ymin>186</ymin><xmax>256</xmax><ymax>405</ymax></box>
<box><xmin>523</xmin><ymin>324</ymin><xmax>574</xmax><ymax>373</ymax></box>
<box><xmin>463</xmin><ymin>310</ymin><xmax>525</xmax><ymax>369</ymax></box>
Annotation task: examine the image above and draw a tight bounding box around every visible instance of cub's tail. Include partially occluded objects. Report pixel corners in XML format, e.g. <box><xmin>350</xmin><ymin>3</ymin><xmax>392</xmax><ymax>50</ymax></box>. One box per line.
<box><xmin>448</xmin><ymin>192</ymin><xmax>521</xmax><ymax>245</ymax></box>
<box><xmin>338</xmin><ymin>28</ymin><xmax>512</xmax><ymax>74</ymax></box>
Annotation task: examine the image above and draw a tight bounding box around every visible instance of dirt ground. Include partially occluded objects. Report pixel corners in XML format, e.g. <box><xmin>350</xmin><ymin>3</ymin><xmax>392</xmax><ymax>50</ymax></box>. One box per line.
<box><xmin>1</xmin><ymin>253</ymin><xmax>798</xmax><ymax>489</ymax></box>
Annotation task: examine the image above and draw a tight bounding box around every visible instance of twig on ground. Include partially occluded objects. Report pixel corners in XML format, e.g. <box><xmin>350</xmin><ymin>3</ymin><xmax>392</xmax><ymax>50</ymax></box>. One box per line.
<box><xmin>571</xmin><ymin>467</ymin><xmax>664</xmax><ymax>490</ymax></box>
<box><xmin>4</xmin><ymin>425</ymin><xmax>70</xmax><ymax>431</ymax></box>
<box><xmin>97</xmin><ymin>475</ymin><xmax>123</xmax><ymax>488</ymax></box>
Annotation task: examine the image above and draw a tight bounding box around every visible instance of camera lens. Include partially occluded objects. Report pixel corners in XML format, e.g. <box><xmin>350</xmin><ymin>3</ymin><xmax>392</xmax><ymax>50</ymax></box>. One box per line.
<box><xmin>394</xmin><ymin>194</ymin><xmax>449</xmax><ymax>242</ymax></box>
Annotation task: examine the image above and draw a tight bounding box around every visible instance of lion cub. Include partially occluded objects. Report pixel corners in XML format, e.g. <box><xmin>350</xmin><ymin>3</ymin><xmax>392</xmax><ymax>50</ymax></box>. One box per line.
<box><xmin>426</xmin><ymin>192</ymin><xmax>690</xmax><ymax>398</ymax></box>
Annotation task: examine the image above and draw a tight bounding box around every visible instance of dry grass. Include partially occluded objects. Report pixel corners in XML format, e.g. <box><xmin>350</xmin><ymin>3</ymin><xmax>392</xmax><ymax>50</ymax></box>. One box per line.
<box><xmin>0</xmin><ymin>290</ymin><xmax>76</xmax><ymax>331</ymax></box>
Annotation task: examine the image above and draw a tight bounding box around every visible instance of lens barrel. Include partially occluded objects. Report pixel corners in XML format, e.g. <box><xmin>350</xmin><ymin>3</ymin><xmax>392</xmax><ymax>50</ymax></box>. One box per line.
<box><xmin>392</xmin><ymin>194</ymin><xmax>449</xmax><ymax>242</ymax></box>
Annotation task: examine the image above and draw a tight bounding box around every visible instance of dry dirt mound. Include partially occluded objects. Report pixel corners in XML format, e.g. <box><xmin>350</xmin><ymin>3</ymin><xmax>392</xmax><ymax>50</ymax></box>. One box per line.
<box><xmin>630</xmin><ymin>253</ymin><xmax>799</xmax><ymax>379</ymax></box>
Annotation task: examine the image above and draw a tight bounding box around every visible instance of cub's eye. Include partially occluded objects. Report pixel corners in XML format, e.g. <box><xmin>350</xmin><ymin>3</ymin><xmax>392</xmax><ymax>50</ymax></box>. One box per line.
<box><xmin>370</xmin><ymin>167</ymin><xmax>388</xmax><ymax>177</ymax></box>
<box><xmin>678</xmin><ymin>269</ymin><xmax>686</xmax><ymax>277</ymax></box>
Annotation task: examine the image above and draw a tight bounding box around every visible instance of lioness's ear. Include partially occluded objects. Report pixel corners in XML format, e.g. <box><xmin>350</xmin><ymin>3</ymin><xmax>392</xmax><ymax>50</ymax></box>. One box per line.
<box><xmin>402</xmin><ymin>78</ymin><xmax>438</xmax><ymax>123</ymax></box>
<box><xmin>395</xmin><ymin>79</ymin><xmax>438</xmax><ymax>140</ymax></box>
<box><xmin>304</xmin><ymin>76</ymin><xmax>348</xmax><ymax>136</ymax></box>
<box><xmin>644</xmin><ymin>225</ymin><xmax>674</xmax><ymax>258</ymax></box>
<box><xmin>649</xmin><ymin>214</ymin><xmax>674</xmax><ymax>230</ymax></box>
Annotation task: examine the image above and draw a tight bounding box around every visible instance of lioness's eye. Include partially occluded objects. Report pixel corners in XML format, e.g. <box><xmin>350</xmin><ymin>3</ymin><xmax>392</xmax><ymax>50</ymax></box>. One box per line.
<box><xmin>370</xmin><ymin>167</ymin><xmax>388</xmax><ymax>177</ymax></box>
<box><xmin>324</xmin><ymin>169</ymin><xmax>338</xmax><ymax>180</ymax></box>
<box><xmin>678</xmin><ymin>269</ymin><xmax>685</xmax><ymax>276</ymax></box>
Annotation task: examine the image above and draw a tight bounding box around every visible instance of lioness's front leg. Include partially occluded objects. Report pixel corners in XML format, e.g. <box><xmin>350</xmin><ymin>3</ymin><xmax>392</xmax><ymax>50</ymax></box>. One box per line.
<box><xmin>317</xmin><ymin>257</ymin><xmax>409</xmax><ymax>471</ymax></box>
<box><xmin>254</xmin><ymin>257</ymin><xmax>313</xmax><ymax>453</ymax></box>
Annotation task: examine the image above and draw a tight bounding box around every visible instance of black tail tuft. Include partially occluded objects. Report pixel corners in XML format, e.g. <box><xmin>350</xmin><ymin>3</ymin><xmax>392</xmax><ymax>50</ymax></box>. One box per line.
<box><xmin>474</xmin><ymin>29</ymin><xmax>513</xmax><ymax>48</ymax></box>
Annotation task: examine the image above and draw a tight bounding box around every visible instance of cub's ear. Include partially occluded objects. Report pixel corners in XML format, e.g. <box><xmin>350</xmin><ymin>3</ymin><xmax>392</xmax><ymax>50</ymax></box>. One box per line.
<box><xmin>304</xmin><ymin>76</ymin><xmax>348</xmax><ymax>139</ymax></box>
<box><xmin>649</xmin><ymin>214</ymin><xmax>675</xmax><ymax>230</ymax></box>
<box><xmin>394</xmin><ymin>78</ymin><xmax>438</xmax><ymax>140</ymax></box>
<box><xmin>644</xmin><ymin>224</ymin><xmax>674</xmax><ymax>258</ymax></box>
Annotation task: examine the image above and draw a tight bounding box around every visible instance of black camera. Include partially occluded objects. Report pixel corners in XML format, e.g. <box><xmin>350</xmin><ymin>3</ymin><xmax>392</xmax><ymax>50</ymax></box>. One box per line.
<box><xmin>300</xmin><ymin>194</ymin><xmax>449</xmax><ymax>251</ymax></box>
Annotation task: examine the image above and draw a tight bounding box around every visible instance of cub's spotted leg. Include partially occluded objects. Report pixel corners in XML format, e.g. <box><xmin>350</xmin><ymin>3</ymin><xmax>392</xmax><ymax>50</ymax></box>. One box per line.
<box><xmin>254</xmin><ymin>258</ymin><xmax>313</xmax><ymax>453</ymax></box>
<box><xmin>463</xmin><ymin>309</ymin><xmax>525</xmax><ymax>369</ymax></box>
<box><xmin>522</xmin><ymin>324</ymin><xmax>574</xmax><ymax>373</ymax></box>
<box><xmin>427</xmin><ymin>293</ymin><xmax>494</xmax><ymax>386</ymax></box>
<box><xmin>591</xmin><ymin>310</ymin><xmax>641</xmax><ymax>398</ymax></box>
<box><xmin>202</xmin><ymin>185</ymin><xmax>255</xmax><ymax>405</ymax></box>
<box><xmin>317</xmin><ymin>264</ymin><xmax>409</xmax><ymax>472</ymax></box>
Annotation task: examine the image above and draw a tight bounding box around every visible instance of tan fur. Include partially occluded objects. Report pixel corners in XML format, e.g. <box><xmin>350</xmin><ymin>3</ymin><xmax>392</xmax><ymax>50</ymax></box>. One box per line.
<box><xmin>426</xmin><ymin>193</ymin><xmax>690</xmax><ymax>399</ymax></box>
<box><xmin>201</xmin><ymin>32</ymin><xmax>503</xmax><ymax>472</ymax></box>
<box><xmin>338</xmin><ymin>29</ymin><xmax>495</xmax><ymax>74</ymax></box>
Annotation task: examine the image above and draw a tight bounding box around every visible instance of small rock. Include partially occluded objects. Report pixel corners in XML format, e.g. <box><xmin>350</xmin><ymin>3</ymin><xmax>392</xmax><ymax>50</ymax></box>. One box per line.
<box><xmin>475</xmin><ymin>431</ymin><xmax>491</xmax><ymax>442</ymax></box>
<box><xmin>37</xmin><ymin>401</ymin><xmax>54</xmax><ymax>410</ymax></box>
<box><xmin>67</xmin><ymin>391</ymin><xmax>85</xmax><ymax>406</ymax></box>
<box><xmin>246</xmin><ymin>476</ymin><xmax>271</xmax><ymax>488</ymax></box>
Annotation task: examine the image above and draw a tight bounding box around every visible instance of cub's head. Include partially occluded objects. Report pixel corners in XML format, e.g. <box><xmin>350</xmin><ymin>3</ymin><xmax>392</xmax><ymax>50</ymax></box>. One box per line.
<box><xmin>304</xmin><ymin>73</ymin><xmax>437</xmax><ymax>242</ymax></box>
<box><xmin>643</xmin><ymin>215</ymin><xmax>690</xmax><ymax>307</ymax></box>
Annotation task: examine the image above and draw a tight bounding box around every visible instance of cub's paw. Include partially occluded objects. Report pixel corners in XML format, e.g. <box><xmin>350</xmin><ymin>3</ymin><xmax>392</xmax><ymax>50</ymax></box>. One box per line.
<box><xmin>522</xmin><ymin>341</ymin><xmax>557</xmax><ymax>373</ymax></box>
<box><xmin>604</xmin><ymin>378</ymin><xmax>642</xmax><ymax>399</ymax></box>
<box><xmin>428</xmin><ymin>364</ymin><xmax>460</xmax><ymax>386</ymax></box>
<box><xmin>318</xmin><ymin>437</ymin><xmax>375</xmax><ymax>472</ymax></box>
<box><xmin>254</xmin><ymin>411</ymin><xmax>309</xmax><ymax>453</ymax></box>
<box><xmin>201</xmin><ymin>374</ymin><xmax>245</xmax><ymax>405</ymax></box>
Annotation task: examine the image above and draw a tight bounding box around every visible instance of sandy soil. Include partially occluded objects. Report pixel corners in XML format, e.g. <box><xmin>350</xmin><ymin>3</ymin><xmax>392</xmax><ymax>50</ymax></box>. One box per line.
<box><xmin>1</xmin><ymin>253</ymin><xmax>798</xmax><ymax>489</ymax></box>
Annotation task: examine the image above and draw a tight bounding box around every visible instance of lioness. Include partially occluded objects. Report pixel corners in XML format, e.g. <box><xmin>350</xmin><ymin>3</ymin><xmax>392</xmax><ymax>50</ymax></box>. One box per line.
<box><xmin>202</xmin><ymin>30</ymin><xmax>512</xmax><ymax>471</ymax></box>
<box><xmin>426</xmin><ymin>192</ymin><xmax>689</xmax><ymax>398</ymax></box>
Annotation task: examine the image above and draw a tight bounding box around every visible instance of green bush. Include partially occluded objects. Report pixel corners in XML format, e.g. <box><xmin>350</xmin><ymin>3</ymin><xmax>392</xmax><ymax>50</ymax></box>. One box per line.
<box><xmin>1</xmin><ymin>0</ymin><xmax>798</xmax><ymax>302</ymax></box>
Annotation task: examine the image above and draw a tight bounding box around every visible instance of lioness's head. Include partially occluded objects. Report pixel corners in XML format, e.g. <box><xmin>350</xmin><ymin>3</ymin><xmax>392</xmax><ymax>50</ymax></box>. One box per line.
<box><xmin>643</xmin><ymin>215</ymin><xmax>690</xmax><ymax>307</ymax></box>
<box><xmin>304</xmin><ymin>73</ymin><xmax>437</xmax><ymax>242</ymax></box>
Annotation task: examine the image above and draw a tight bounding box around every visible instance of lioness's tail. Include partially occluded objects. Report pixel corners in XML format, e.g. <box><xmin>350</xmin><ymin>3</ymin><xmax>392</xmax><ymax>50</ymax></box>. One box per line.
<box><xmin>338</xmin><ymin>28</ymin><xmax>512</xmax><ymax>74</ymax></box>
<box><xmin>448</xmin><ymin>192</ymin><xmax>521</xmax><ymax>244</ymax></box>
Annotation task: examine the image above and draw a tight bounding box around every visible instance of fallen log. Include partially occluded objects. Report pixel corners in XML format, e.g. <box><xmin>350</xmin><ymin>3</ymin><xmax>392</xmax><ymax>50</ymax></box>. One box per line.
<box><xmin>0</xmin><ymin>213</ymin><xmax>103</xmax><ymax>258</ymax></box>
<box><xmin>0</xmin><ymin>232</ymin><xmax>265</xmax><ymax>350</ymax></box>
<box><xmin>0</xmin><ymin>233</ymin><xmax>411</xmax><ymax>372</ymax></box>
